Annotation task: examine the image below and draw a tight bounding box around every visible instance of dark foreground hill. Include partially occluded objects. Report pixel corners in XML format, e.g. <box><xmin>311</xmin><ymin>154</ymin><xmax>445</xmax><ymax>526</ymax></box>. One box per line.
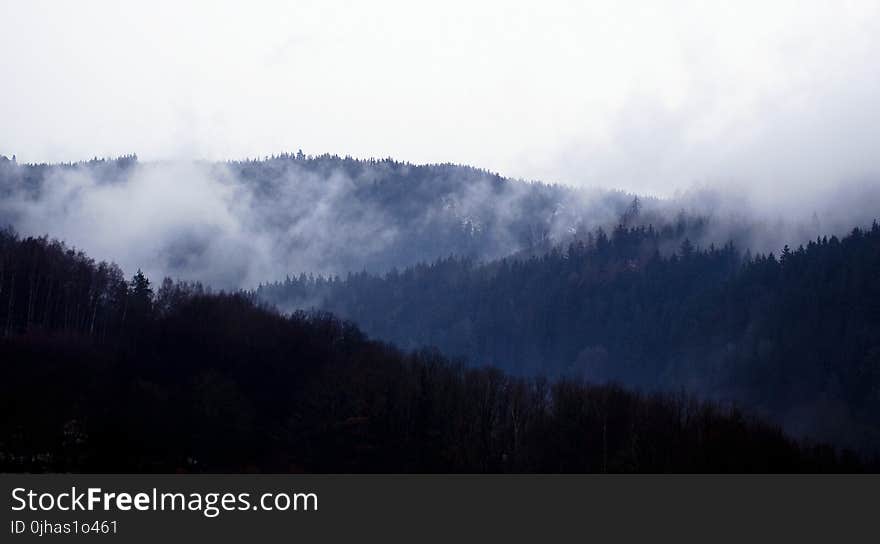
<box><xmin>0</xmin><ymin>230</ymin><xmax>864</xmax><ymax>472</ymax></box>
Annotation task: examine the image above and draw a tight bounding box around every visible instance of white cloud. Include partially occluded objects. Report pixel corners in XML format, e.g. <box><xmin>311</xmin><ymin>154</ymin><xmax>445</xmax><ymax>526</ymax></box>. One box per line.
<box><xmin>1</xmin><ymin>0</ymin><xmax>879</xmax><ymax>197</ymax></box>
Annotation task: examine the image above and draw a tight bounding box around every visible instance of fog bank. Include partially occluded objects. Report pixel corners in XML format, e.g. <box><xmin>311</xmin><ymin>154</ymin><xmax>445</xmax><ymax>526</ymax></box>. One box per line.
<box><xmin>1</xmin><ymin>154</ymin><xmax>877</xmax><ymax>289</ymax></box>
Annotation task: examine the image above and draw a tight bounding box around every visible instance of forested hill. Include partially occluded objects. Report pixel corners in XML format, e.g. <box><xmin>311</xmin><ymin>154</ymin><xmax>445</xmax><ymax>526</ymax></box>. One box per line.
<box><xmin>4</xmin><ymin>152</ymin><xmax>880</xmax><ymax>291</ymax></box>
<box><xmin>0</xmin><ymin>229</ymin><xmax>865</xmax><ymax>472</ymax></box>
<box><xmin>257</xmin><ymin>221</ymin><xmax>880</xmax><ymax>452</ymax></box>
<box><xmin>4</xmin><ymin>152</ymin><xmax>869</xmax><ymax>289</ymax></box>
<box><xmin>0</xmin><ymin>153</ymin><xmax>654</xmax><ymax>287</ymax></box>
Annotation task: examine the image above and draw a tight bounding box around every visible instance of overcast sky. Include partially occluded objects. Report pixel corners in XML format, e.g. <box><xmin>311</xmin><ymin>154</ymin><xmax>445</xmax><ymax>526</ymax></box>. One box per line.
<box><xmin>2</xmin><ymin>0</ymin><xmax>879</xmax><ymax>196</ymax></box>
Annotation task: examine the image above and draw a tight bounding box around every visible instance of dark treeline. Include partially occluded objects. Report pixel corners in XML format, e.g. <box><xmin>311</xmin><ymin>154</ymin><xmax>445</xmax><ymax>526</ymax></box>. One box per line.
<box><xmin>0</xmin><ymin>227</ymin><xmax>204</xmax><ymax>344</ymax></box>
<box><xmin>0</xmin><ymin>230</ymin><xmax>864</xmax><ymax>472</ymax></box>
<box><xmin>257</xmin><ymin>221</ymin><xmax>880</xmax><ymax>452</ymax></box>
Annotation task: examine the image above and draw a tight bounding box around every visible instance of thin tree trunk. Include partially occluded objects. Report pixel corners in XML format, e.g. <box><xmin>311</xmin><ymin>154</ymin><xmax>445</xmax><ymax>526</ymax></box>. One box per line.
<box><xmin>4</xmin><ymin>272</ymin><xmax>14</xmax><ymax>337</ymax></box>
<box><xmin>90</xmin><ymin>296</ymin><xmax>98</xmax><ymax>337</ymax></box>
<box><xmin>42</xmin><ymin>279</ymin><xmax>53</xmax><ymax>329</ymax></box>
<box><xmin>26</xmin><ymin>275</ymin><xmax>38</xmax><ymax>331</ymax></box>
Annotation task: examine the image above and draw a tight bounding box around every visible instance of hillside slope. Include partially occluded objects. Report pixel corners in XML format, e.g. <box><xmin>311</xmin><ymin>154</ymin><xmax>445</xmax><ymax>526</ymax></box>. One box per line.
<box><xmin>258</xmin><ymin>222</ymin><xmax>880</xmax><ymax>451</ymax></box>
<box><xmin>0</xmin><ymin>230</ymin><xmax>861</xmax><ymax>472</ymax></box>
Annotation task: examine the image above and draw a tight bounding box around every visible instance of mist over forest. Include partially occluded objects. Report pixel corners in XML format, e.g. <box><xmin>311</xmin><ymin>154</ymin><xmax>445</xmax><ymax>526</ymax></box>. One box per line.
<box><xmin>2</xmin><ymin>150</ymin><xmax>880</xmax><ymax>467</ymax></box>
<box><xmin>6</xmin><ymin>0</ymin><xmax>880</xmax><ymax>484</ymax></box>
<box><xmin>2</xmin><ymin>152</ymin><xmax>879</xmax><ymax>289</ymax></box>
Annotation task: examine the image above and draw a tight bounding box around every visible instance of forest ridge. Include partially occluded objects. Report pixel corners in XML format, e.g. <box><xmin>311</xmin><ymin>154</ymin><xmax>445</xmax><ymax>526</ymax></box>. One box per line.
<box><xmin>1</xmin><ymin>153</ymin><xmax>879</xmax><ymax>470</ymax></box>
